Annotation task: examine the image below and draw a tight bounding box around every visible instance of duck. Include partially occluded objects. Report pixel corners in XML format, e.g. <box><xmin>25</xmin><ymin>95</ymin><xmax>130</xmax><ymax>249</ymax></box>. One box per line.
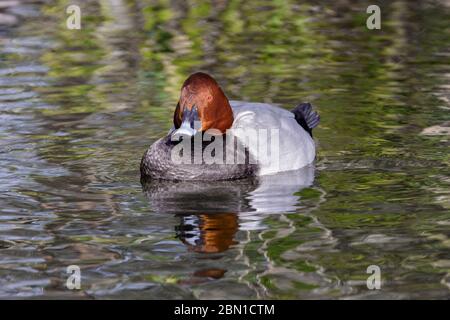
<box><xmin>140</xmin><ymin>72</ymin><xmax>319</xmax><ymax>181</ymax></box>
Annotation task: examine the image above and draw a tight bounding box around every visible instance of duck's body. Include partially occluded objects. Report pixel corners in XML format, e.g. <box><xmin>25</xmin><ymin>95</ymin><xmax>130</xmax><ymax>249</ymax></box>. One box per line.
<box><xmin>140</xmin><ymin>133</ymin><xmax>258</xmax><ymax>181</ymax></box>
<box><xmin>140</xmin><ymin>73</ymin><xmax>319</xmax><ymax>181</ymax></box>
<box><xmin>230</xmin><ymin>101</ymin><xmax>317</xmax><ymax>175</ymax></box>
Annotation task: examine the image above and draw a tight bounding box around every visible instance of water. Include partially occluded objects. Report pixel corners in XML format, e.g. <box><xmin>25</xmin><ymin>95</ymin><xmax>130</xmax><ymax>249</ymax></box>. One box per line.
<box><xmin>0</xmin><ymin>0</ymin><xmax>449</xmax><ymax>299</ymax></box>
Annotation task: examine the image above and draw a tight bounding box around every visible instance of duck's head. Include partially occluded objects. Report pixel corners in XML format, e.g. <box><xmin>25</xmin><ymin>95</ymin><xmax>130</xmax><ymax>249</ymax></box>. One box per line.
<box><xmin>171</xmin><ymin>72</ymin><xmax>234</xmax><ymax>140</ymax></box>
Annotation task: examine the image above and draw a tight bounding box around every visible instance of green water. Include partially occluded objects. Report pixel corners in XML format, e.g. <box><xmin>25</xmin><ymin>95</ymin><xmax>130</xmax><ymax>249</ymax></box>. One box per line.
<box><xmin>0</xmin><ymin>0</ymin><xmax>449</xmax><ymax>299</ymax></box>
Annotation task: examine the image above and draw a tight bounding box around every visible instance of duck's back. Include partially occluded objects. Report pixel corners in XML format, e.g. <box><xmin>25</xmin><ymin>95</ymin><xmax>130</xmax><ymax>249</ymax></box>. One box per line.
<box><xmin>229</xmin><ymin>101</ymin><xmax>316</xmax><ymax>175</ymax></box>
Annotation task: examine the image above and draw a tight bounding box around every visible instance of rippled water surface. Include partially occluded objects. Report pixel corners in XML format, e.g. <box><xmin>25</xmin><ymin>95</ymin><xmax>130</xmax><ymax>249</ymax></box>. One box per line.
<box><xmin>0</xmin><ymin>0</ymin><xmax>449</xmax><ymax>299</ymax></box>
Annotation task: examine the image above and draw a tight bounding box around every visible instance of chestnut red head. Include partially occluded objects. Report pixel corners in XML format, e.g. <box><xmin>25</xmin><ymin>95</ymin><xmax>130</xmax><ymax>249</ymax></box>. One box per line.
<box><xmin>172</xmin><ymin>72</ymin><xmax>234</xmax><ymax>137</ymax></box>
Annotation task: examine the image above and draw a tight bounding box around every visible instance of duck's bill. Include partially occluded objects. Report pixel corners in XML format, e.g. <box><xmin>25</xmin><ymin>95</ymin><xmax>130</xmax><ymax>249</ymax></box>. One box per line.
<box><xmin>171</xmin><ymin>121</ymin><xmax>197</xmax><ymax>140</ymax></box>
<box><xmin>171</xmin><ymin>105</ymin><xmax>200</xmax><ymax>140</ymax></box>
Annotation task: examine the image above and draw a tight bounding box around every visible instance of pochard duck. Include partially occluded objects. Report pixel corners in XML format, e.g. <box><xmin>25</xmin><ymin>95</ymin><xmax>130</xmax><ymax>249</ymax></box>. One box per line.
<box><xmin>140</xmin><ymin>72</ymin><xmax>319</xmax><ymax>181</ymax></box>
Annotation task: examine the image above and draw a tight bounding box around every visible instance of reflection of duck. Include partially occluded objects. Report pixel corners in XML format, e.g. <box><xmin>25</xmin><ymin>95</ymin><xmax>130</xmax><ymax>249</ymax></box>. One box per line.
<box><xmin>140</xmin><ymin>72</ymin><xmax>319</xmax><ymax>180</ymax></box>
<box><xmin>141</xmin><ymin>166</ymin><xmax>319</xmax><ymax>289</ymax></box>
<box><xmin>174</xmin><ymin>213</ymin><xmax>237</xmax><ymax>284</ymax></box>
<box><xmin>141</xmin><ymin>177</ymin><xmax>258</xmax><ymax>214</ymax></box>
<box><xmin>246</xmin><ymin>166</ymin><xmax>315</xmax><ymax>214</ymax></box>
<box><xmin>141</xmin><ymin>165</ymin><xmax>314</xmax><ymax>216</ymax></box>
<box><xmin>142</xmin><ymin>163</ymin><xmax>315</xmax><ymax>268</ymax></box>
<box><xmin>176</xmin><ymin>213</ymin><xmax>238</xmax><ymax>253</ymax></box>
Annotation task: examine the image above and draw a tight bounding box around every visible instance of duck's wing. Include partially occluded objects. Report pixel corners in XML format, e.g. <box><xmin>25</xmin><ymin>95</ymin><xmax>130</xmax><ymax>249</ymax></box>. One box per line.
<box><xmin>229</xmin><ymin>101</ymin><xmax>316</xmax><ymax>175</ymax></box>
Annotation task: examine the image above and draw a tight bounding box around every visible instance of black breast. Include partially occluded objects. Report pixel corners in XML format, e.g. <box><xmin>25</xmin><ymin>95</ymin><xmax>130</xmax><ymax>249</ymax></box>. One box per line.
<box><xmin>140</xmin><ymin>134</ymin><xmax>259</xmax><ymax>181</ymax></box>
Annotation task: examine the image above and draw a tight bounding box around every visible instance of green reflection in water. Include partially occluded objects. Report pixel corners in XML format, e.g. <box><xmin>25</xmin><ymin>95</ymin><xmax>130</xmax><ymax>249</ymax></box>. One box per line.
<box><xmin>0</xmin><ymin>0</ymin><xmax>448</xmax><ymax>299</ymax></box>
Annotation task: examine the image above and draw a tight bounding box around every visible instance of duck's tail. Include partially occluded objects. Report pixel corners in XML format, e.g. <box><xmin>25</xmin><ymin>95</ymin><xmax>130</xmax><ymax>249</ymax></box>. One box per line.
<box><xmin>291</xmin><ymin>102</ymin><xmax>320</xmax><ymax>137</ymax></box>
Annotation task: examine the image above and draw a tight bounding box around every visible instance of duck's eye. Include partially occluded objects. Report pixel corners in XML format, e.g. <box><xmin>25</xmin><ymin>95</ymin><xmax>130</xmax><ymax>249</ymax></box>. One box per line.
<box><xmin>189</xmin><ymin>106</ymin><xmax>201</xmax><ymax>129</ymax></box>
